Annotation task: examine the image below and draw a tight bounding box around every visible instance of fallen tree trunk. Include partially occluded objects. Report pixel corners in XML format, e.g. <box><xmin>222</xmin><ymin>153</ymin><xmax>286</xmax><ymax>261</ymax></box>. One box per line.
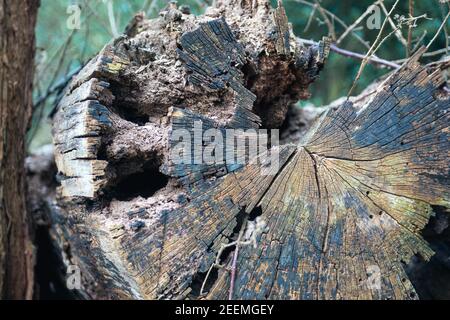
<box><xmin>48</xmin><ymin>0</ymin><xmax>449</xmax><ymax>300</ymax></box>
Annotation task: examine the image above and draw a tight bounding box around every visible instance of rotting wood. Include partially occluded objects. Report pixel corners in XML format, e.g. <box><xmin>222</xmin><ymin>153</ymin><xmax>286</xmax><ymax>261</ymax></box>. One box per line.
<box><xmin>50</xmin><ymin>0</ymin><xmax>449</xmax><ymax>300</ymax></box>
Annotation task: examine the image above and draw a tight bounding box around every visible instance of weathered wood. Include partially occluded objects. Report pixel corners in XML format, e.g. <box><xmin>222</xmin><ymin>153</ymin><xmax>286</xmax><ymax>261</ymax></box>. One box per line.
<box><xmin>206</xmin><ymin>51</ymin><xmax>449</xmax><ymax>300</ymax></box>
<box><xmin>50</xmin><ymin>0</ymin><xmax>449</xmax><ymax>300</ymax></box>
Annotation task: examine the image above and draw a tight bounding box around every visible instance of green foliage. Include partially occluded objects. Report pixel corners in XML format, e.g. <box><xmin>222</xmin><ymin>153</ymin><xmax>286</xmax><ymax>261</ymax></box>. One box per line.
<box><xmin>30</xmin><ymin>0</ymin><xmax>449</xmax><ymax>151</ymax></box>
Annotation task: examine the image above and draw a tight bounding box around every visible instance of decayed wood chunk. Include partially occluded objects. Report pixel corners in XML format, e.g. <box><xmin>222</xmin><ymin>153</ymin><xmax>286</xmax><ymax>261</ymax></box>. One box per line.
<box><xmin>50</xmin><ymin>0</ymin><xmax>449</xmax><ymax>300</ymax></box>
<box><xmin>52</xmin><ymin>0</ymin><xmax>326</xmax><ymax>200</ymax></box>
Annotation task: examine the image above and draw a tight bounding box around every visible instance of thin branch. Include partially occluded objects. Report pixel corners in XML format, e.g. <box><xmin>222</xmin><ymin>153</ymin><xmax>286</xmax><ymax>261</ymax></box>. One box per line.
<box><xmin>28</xmin><ymin>64</ymin><xmax>83</xmax><ymax>145</ymax></box>
<box><xmin>303</xmin><ymin>3</ymin><xmax>317</xmax><ymax>32</ymax></box>
<box><xmin>104</xmin><ymin>0</ymin><xmax>120</xmax><ymax>38</ymax></box>
<box><xmin>300</xmin><ymin>38</ymin><xmax>400</xmax><ymax>69</ymax></box>
<box><xmin>199</xmin><ymin>218</ymin><xmax>267</xmax><ymax>297</ymax></box>
<box><xmin>394</xmin><ymin>47</ymin><xmax>450</xmax><ymax>64</ymax></box>
<box><xmin>337</xmin><ymin>1</ymin><xmax>380</xmax><ymax>45</ymax></box>
<box><xmin>440</xmin><ymin>2</ymin><xmax>450</xmax><ymax>55</ymax></box>
<box><xmin>406</xmin><ymin>0</ymin><xmax>414</xmax><ymax>57</ymax></box>
<box><xmin>84</xmin><ymin>0</ymin><xmax>115</xmax><ymax>37</ymax></box>
<box><xmin>379</xmin><ymin>1</ymin><xmax>408</xmax><ymax>46</ymax></box>
<box><xmin>293</xmin><ymin>0</ymin><xmax>371</xmax><ymax>50</ymax></box>
<box><xmin>331</xmin><ymin>43</ymin><xmax>400</xmax><ymax>69</ymax></box>
<box><xmin>411</xmin><ymin>30</ymin><xmax>427</xmax><ymax>53</ymax></box>
<box><xmin>228</xmin><ymin>226</ymin><xmax>245</xmax><ymax>300</ymax></box>
<box><xmin>347</xmin><ymin>0</ymin><xmax>400</xmax><ymax>97</ymax></box>
<box><xmin>33</xmin><ymin>66</ymin><xmax>82</xmax><ymax>111</ymax></box>
<box><xmin>314</xmin><ymin>0</ymin><xmax>336</xmax><ymax>40</ymax></box>
<box><xmin>426</xmin><ymin>10</ymin><xmax>450</xmax><ymax>49</ymax></box>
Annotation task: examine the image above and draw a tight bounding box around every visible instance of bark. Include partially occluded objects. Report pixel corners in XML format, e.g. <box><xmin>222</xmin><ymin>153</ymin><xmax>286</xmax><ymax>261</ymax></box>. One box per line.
<box><xmin>49</xmin><ymin>0</ymin><xmax>449</xmax><ymax>300</ymax></box>
<box><xmin>0</xmin><ymin>0</ymin><xmax>39</xmax><ymax>299</ymax></box>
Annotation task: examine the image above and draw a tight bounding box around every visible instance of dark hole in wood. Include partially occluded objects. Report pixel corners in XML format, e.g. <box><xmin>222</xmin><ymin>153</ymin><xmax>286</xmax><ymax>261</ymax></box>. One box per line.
<box><xmin>189</xmin><ymin>268</ymin><xmax>219</xmax><ymax>298</ymax></box>
<box><xmin>108</xmin><ymin>80</ymin><xmax>149</xmax><ymax>126</ymax></box>
<box><xmin>248</xmin><ymin>206</ymin><xmax>263</xmax><ymax>222</ymax></box>
<box><xmin>405</xmin><ymin>205</ymin><xmax>450</xmax><ymax>299</ymax></box>
<box><xmin>113</xmin><ymin>167</ymin><xmax>168</xmax><ymax>201</ymax></box>
<box><xmin>34</xmin><ymin>225</ymin><xmax>79</xmax><ymax>300</ymax></box>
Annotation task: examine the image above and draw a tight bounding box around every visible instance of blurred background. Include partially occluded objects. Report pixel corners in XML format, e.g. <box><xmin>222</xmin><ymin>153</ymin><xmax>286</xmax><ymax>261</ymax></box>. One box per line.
<box><xmin>30</xmin><ymin>0</ymin><xmax>449</xmax><ymax>152</ymax></box>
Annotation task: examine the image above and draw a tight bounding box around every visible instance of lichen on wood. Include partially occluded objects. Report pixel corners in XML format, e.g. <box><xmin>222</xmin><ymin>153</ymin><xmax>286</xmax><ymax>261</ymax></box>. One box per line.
<box><xmin>50</xmin><ymin>0</ymin><xmax>449</xmax><ymax>300</ymax></box>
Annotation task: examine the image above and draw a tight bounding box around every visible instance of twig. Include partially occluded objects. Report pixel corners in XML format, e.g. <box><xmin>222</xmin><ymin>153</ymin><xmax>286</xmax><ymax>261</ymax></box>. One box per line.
<box><xmin>28</xmin><ymin>65</ymin><xmax>82</xmax><ymax>146</ymax></box>
<box><xmin>331</xmin><ymin>43</ymin><xmax>400</xmax><ymax>69</ymax></box>
<box><xmin>337</xmin><ymin>1</ymin><xmax>380</xmax><ymax>45</ymax></box>
<box><xmin>440</xmin><ymin>2</ymin><xmax>450</xmax><ymax>55</ymax></box>
<box><xmin>293</xmin><ymin>0</ymin><xmax>371</xmax><ymax>50</ymax></box>
<box><xmin>426</xmin><ymin>10</ymin><xmax>450</xmax><ymax>49</ymax></box>
<box><xmin>411</xmin><ymin>30</ymin><xmax>427</xmax><ymax>53</ymax></box>
<box><xmin>407</xmin><ymin>0</ymin><xmax>414</xmax><ymax>57</ymax></box>
<box><xmin>84</xmin><ymin>0</ymin><xmax>115</xmax><ymax>37</ymax></box>
<box><xmin>28</xmin><ymin>30</ymin><xmax>76</xmax><ymax>144</ymax></box>
<box><xmin>303</xmin><ymin>3</ymin><xmax>317</xmax><ymax>32</ymax></box>
<box><xmin>313</xmin><ymin>0</ymin><xmax>336</xmax><ymax>40</ymax></box>
<box><xmin>379</xmin><ymin>1</ymin><xmax>408</xmax><ymax>46</ymax></box>
<box><xmin>347</xmin><ymin>0</ymin><xmax>400</xmax><ymax>97</ymax></box>
<box><xmin>199</xmin><ymin>218</ymin><xmax>266</xmax><ymax>297</ymax></box>
<box><xmin>300</xmin><ymin>38</ymin><xmax>400</xmax><ymax>69</ymax></box>
<box><xmin>33</xmin><ymin>66</ymin><xmax>82</xmax><ymax>111</ymax></box>
<box><xmin>393</xmin><ymin>47</ymin><xmax>450</xmax><ymax>64</ymax></box>
<box><xmin>104</xmin><ymin>0</ymin><xmax>120</xmax><ymax>38</ymax></box>
<box><xmin>199</xmin><ymin>237</ymin><xmax>240</xmax><ymax>296</ymax></box>
<box><xmin>228</xmin><ymin>226</ymin><xmax>245</xmax><ymax>300</ymax></box>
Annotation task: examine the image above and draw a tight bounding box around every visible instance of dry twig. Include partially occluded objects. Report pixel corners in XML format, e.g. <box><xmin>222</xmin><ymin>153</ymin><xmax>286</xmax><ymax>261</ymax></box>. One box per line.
<box><xmin>379</xmin><ymin>1</ymin><xmax>408</xmax><ymax>46</ymax></box>
<box><xmin>426</xmin><ymin>10</ymin><xmax>450</xmax><ymax>49</ymax></box>
<box><xmin>348</xmin><ymin>0</ymin><xmax>400</xmax><ymax>97</ymax></box>
<box><xmin>337</xmin><ymin>1</ymin><xmax>381</xmax><ymax>45</ymax></box>
<box><xmin>407</xmin><ymin>0</ymin><xmax>414</xmax><ymax>57</ymax></box>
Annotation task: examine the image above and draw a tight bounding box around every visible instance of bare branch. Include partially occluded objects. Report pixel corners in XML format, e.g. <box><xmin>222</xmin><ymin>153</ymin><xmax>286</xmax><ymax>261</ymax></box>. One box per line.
<box><xmin>337</xmin><ymin>1</ymin><xmax>381</xmax><ymax>45</ymax></box>
<box><xmin>347</xmin><ymin>0</ymin><xmax>400</xmax><ymax>97</ymax></box>
<box><xmin>228</xmin><ymin>225</ymin><xmax>245</xmax><ymax>300</ymax></box>
<box><xmin>394</xmin><ymin>47</ymin><xmax>450</xmax><ymax>64</ymax></box>
<box><xmin>303</xmin><ymin>3</ymin><xmax>318</xmax><ymax>32</ymax></box>
<box><xmin>379</xmin><ymin>1</ymin><xmax>408</xmax><ymax>46</ymax></box>
<box><xmin>313</xmin><ymin>0</ymin><xmax>336</xmax><ymax>40</ymax></box>
<box><xmin>407</xmin><ymin>0</ymin><xmax>414</xmax><ymax>57</ymax></box>
<box><xmin>104</xmin><ymin>0</ymin><xmax>120</xmax><ymax>38</ymax></box>
<box><xmin>300</xmin><ymin>38</ymin><xmax>400</xmax><ymax>69</ymax></box>
<box><xmin>293</xmin><ymin>0</ymin><xmax>371</xmax><ymax>50</ymax></box>
<box><xmin>426</xmin><ymin>10</ymin><xmax>450</xmax><ymax>49</ymax></box>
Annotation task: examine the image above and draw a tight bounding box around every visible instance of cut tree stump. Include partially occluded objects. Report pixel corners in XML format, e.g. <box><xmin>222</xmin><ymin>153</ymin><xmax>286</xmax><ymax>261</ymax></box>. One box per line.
<box><xmin>49</xmin><ymin>0</ymin><xmax>449</xmax><ymax>300</ymax></box>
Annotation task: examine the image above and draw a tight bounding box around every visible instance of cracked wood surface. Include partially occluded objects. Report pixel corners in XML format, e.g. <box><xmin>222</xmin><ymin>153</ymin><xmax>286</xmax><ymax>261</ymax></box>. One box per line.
<box><xmin>51</xmin><ymin>0</ymin><xmax>448</xmax><ymax>300</ymax></box>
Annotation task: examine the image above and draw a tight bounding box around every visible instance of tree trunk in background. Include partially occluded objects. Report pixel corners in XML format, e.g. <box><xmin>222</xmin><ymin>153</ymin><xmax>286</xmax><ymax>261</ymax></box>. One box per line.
<box><xmin>0</xmin><ymin>0</ymin><xmax>39</xmax><ymax>299</ymax></box>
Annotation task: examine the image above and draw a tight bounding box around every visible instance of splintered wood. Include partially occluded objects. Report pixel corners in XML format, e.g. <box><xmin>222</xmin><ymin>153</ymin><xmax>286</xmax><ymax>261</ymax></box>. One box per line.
<box><xmin>53</xmin><ymin>45</ymin><xmax>129</xmax><ymax>197</ymax></box>
<box><xmin>51</xmin><ymin>0</ymin><xmax>448</xmax><ymax>300</ymax></box>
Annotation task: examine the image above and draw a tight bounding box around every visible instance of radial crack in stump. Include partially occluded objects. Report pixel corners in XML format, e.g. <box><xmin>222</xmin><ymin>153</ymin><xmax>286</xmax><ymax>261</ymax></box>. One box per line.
<box><xmin>203</xmin><ymin>50</ymin><xmax>449</xmax><ymax>300</ymax></box>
